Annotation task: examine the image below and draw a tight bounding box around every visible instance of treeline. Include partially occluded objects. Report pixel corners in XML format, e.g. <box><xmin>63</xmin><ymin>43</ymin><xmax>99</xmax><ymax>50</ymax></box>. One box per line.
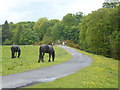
<box><xmin>1</xmin><ymin>12</ymin><xmax>83</xmax><ymax>45</ymax></box>
<box><xmin>1</xmin><ymin>2</ymin><xmax>120</xmax><ymax>60</ymax></box>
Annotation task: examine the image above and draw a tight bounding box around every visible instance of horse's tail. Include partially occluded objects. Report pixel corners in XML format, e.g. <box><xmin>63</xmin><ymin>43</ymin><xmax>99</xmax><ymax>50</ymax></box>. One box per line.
<box><xmin>52</xmin><ymin>50</ymin><xmax>55</xmax><ymax>61</ymax></box>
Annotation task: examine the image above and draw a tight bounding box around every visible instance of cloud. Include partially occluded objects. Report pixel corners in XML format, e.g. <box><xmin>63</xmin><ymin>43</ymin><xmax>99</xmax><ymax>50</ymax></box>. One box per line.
<box><xmin>66</xmin><ymin>0</ymin><xmax>105</xmax><ymax>14</ymax></box>
<box><xmin>0</xmin><ymin>0</ymin><xmax>105</xmax><ymax>24</ymax></box>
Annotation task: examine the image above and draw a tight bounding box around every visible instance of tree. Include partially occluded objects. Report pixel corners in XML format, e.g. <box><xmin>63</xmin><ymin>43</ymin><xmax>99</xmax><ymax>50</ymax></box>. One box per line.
<box><xmin>33</xmin><ymin>17</ymin><xmax>49</xmax><ymax>40</ymax></box>
<box><xmin>79</xmin><ymin>7</ymin><xmax>119</xmax><ymax>60</ymax></box>
<box><xmin>75</xmin><ymin>12</ymin><xmax>84</xmax><ymax>23</ymax></box>
<box><xmin>2</xmin><ymin>20</ymin><xmax>12</xmax><ymax>43</ymax></box>
<box><xmin>110</xmin><ymin>30</ymin><xmax>120</xmax><ymax>60</ymax></box>
<box><xmin>61</xmin><ymin>13</ymin><xmax>83</xmax><ymax>43</ymax></box>
<box><xmin>42</xmin><ymin>32</ymin><xmax>52</xmax><ymax>43</ymax></box>
<box><xmin>51</xmin><ymin>22</ymin><xmax>65</xmax><ymax>42</ymax></box>
<box><xmin>62</xmin><ymin>13</ymin><xmax>78</xmax><ymax>26</ymax></box>
<box><xmin>102</xmin><ymin>2</ymin><xmax>118</xmax><ymax>8</ymax></box>
<box><xmin>19</xmin><ymin>30</ymin><xmax>39</xmax><ymax>45</ymax></box>
<box><xmin>14</xmin><ymin>24</ymin><xmax>23</xmax><ymax>44</ymax></box>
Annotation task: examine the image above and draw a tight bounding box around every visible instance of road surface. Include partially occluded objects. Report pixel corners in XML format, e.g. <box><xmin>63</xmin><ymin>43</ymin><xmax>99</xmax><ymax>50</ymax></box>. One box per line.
<box><xmin>1</xmin><ymin>45</ymin><xmax>92</xmax><ymax>89</ymax></box>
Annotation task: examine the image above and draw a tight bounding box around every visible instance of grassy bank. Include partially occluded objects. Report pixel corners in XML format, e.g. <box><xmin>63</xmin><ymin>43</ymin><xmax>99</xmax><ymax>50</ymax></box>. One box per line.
<box><xmin>1</xmin><ymin>45</ymin><xmax>72</xmax><ymax>76</ymax></box>
<box><xmin>26</xmin><ymin>48</ymin><xmax>118</xmax><ymax>88</ymax></box>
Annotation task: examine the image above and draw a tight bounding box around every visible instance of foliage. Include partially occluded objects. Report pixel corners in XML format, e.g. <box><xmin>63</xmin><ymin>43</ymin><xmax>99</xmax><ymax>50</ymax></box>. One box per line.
<box><xmin>34</xmin><ymin>41</ymin><xmax>45</xmax><ymax>45</ymax></box>
<box><xmin>79</xmin><ymin>7</ymin><xmax>120</xmax><ymax>60</ymax></box>
<box><xmin>17</xmin><ymin>21</ymin><xmax>34</xmax><ymax>31</ymax></box>
<box><xmin>42</xmin><ymin>32</ymin><xmax>53</xmax><ymax>44</ymax></box>
<box><xmin>2</xmin><ymin>20</ymin><xmax>12</xmax><ymax>43</ymax></box>
<box><xmin>102</xmin><ymin>2</ymin><xmax>118</xmax><ymax>8</ymax></box>
<box><xmin>27</xmin><ymin>48</ymin><xmax>118</xmax><ymax>88</ymax></box>
<box><xmin>2</xmin><ymin>39</ymin><xmax>12</xmax><ymax>45</ymax></box>
<box><xmin>1</xmin><ymin>45</ymin><xmax>72</xmax><ymax>76</ymax></box>
<box><xmin>63</xmin><ymin>40</ymin><xmax>80</xmax><ymax>49</ymax></box>
<box><xmin>1</xmin><ymin>12</ymin><xmax>83</xmax><ymax>45</ymax></box>
<box><xmin>14</xmin><ymin>24</ymin><xmax>23</xmax><ymax>44</ymax></box>
<box><xmin>51</xmin><ymin>22</ymin><xmax>64</xmax><ymax>42</ymax></box>
<box><xmin>62</xmin><ymin>13</ymin><xmax>78</xmax><ymax>26</ymax></box>
<box><xmin>19</xmin><ymin>30</ymin><xmax>39</xmax><ymax>45</ymax></box>
<box><xmin>50</xmin><ymin>13</ymin><xmax>83</xmax><ymax>43</ymax></box>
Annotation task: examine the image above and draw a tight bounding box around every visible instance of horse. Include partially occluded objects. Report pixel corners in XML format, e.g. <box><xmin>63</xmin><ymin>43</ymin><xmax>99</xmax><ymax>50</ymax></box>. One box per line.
<box><xmin>38</xmin><ymin>44</ymin><xmax>55</xmax><ymax>63</ymax></box>
<box><xmin>11</xmin><ymin>46</ymin><xmax>21</xmax><ymax>58</ymax></box>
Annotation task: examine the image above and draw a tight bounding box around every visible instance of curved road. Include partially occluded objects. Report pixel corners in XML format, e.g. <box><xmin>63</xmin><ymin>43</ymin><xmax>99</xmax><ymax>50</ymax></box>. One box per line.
<box><xmin>1</xmin><ymin>45</ymin><xmax>92</xmax><ymax>88</ymax></box>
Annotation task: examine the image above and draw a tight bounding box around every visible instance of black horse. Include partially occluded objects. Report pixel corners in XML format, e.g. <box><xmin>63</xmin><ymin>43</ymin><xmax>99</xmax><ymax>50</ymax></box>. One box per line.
<box><xmin>38</xmin><ymin>44</ymin><xmax>55</xmax><ymax>63</ymax></box>
<box><xmin>11</xmin><ymin>46</ymin><xmax>21</xmax><ymax>58</ymax></box>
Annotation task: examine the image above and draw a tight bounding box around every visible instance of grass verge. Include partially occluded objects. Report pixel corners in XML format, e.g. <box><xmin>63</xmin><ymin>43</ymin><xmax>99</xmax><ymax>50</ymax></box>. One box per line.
<box><xmin>26</xmin><ymin>48</ymin><xmax>118</xmax><ymax>88</ymax></box>
<box><xmin>1</xmin><ymin>45</ymin><xmax>72</xmax><ymax>76</ymax></box>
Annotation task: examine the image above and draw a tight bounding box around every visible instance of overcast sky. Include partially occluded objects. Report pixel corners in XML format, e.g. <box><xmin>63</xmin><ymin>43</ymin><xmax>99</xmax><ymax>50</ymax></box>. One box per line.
<box><xmin>0</xmin><ymin>0</ymin><xmax>105</xmax><ymax>24</ymax></box>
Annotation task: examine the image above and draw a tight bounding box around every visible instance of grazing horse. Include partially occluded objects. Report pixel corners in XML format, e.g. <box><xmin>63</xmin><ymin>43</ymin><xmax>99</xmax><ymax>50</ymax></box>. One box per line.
<box><xmin>38</xmin><ymin>44</ymin><xmax>55</xmax><ymax>63</ymax></box>
<box><xmin>11</xmin><ymin>46</ymin><xmax>21</xmax><ymax>58</ymax></box>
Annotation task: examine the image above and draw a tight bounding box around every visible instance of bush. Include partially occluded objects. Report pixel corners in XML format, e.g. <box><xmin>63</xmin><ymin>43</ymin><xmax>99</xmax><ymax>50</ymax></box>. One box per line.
<box><xmin>34</xmin><ymin>41</ymin><xmax>45</xmax><ymax>45</ymax></box>
<box><xmin>62</xmin><ymin>40</ymin><xmax>80</xmax><ymax>49</ymax></box>
<box><xmin>2</xmin><ymin>39</ymin><xmax>12</xmax><ymax>45</ymax></box>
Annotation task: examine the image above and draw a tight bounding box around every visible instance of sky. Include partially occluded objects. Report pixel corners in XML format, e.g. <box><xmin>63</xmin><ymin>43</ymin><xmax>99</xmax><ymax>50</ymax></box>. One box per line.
<box><xmin>0</xmin><ymin>0</ymin><xmax>105</xmax><ymax>24</ymax></box>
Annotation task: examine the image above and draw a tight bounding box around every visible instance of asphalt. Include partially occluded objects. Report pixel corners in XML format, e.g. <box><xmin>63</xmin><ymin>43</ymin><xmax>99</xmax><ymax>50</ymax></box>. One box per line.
<box><xmin>1</xmin><ymin>45</ymin><xmax>92</xmax><ymax>89</ymax></box>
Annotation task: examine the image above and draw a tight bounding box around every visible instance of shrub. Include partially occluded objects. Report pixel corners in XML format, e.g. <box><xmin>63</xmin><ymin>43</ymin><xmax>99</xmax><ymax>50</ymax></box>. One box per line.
<box><xmin>2</xmin><ymin>39</ymin><xmax>13</xmax><ymax>45</ymax></box>
<box><xmin>34</xmin><ymin>41</ymin><xmax>45</xmax><ymax>45</ymax></box>
<box><xmin>62</xmin><ymin>40</ymin><xmax>80</xmax><ymax>49</ymax></box>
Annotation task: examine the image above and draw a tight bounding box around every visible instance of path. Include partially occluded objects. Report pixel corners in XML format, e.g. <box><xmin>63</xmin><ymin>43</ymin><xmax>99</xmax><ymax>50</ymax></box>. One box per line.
<box><xmin>1</xmin><ymin>45</ymin><xmax>92</xmax><ymax>88</ymax></box>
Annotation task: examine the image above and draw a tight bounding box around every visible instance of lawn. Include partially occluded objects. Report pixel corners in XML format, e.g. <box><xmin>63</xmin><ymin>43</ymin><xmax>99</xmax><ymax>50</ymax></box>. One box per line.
<box><xmin>26</xmin><ymin>48</ymin><xmax>118</xmax><ymax>88</ymax></box>
<box><xmin>1</xmin><ymin>45</ymin><xmax>72</xmax><ymax>76</ymax></box>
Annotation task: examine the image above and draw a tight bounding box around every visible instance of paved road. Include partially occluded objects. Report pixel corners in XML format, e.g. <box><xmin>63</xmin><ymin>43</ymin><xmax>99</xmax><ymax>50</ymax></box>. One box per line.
<box><xmin>1</xmin><ymin>45</ymin><xmax>92</xmax><ymax>89</ymax></box>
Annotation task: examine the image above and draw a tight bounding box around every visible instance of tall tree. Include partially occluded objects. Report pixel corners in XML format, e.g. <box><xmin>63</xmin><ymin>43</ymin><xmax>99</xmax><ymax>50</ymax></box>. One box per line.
<box><xmin>102</xmin><ymin>2</ymin><xmax>118</xmax><ymax>8</ymax></box>
<box><xmin>14</xmin><ymin>24</ymin><xmax>23</xmax><ymax>44</ymax></box>
<box><xmin>2</xmin><ymin>20</ymin><xmax>12</xmax><ymax>42</ymax></box>
<box><xmin>61</xmin><ymin>13</ymin><xmax>83</xmax><ymax>43</ymax></box>
<box><xmin>33</xmin><ymin>17</ymin><xmax>48</xmax><ymax>40</ymax></box>
<box><xmin>75</xmin><ymin>12</ymin><xmax>84</xmax><ymax>23</ymax></box>
<box><xmin>62</xmin><ymin>13</ymin><xmax>78</xmax><ymax>26</ymax></box>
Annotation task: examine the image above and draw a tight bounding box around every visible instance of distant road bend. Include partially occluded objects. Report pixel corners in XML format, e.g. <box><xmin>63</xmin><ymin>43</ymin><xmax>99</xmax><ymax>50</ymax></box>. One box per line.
<box><xmin>1</xmin><ymin>45</ymin><xmax>92</xmax><ymax>88</ymax></box>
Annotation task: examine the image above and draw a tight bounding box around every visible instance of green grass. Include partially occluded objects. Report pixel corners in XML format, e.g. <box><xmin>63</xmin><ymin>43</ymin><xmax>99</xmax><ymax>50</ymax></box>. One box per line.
<box><xmin>26</xmin><ymin>48</ymin><xmax>118</xmax><ymax>88</ymax></box>
<box><xmin>1</xmin><ymin>45</ymin><xmax>72</xmax><ymax>76</ymax></box>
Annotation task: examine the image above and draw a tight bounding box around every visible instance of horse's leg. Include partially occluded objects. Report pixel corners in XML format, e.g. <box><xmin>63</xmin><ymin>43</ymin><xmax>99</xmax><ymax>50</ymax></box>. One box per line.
<box><xmin>38</xmin><ymin>54</ymin><xmax>40</xmax><ymax>63</ymax></box>
<box><xmin>14</xmin><ymin>52</ymin><xmax>16</xmax><ymax>58</ymax></box>
<box><xmin>38</xmin><ymin>52</ymin><xmax>42</xmax><ymax>63</ymax></box>
<box><xmin>52</xmin><ymin>51</ymin><xmax>55</xmax><ymax>62</ymax></box>
<box><xmin>48</xmin><ymin>53</ymin><xmax>51</xmax><ymax>62</ymax></box>
<box><xmin>42</xmin><ymin>53</ymin><xmax>45</xmax><ymax>62</ymax></box>
<box><xmin>18</xmin><ymin>50</ymin><xmax>21</xmax><ymax>58</ymax></box>
<box><xmin>11</xmin><ymin>51</ymin><xmax>15</xmax><ymax>58</ymax></box>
